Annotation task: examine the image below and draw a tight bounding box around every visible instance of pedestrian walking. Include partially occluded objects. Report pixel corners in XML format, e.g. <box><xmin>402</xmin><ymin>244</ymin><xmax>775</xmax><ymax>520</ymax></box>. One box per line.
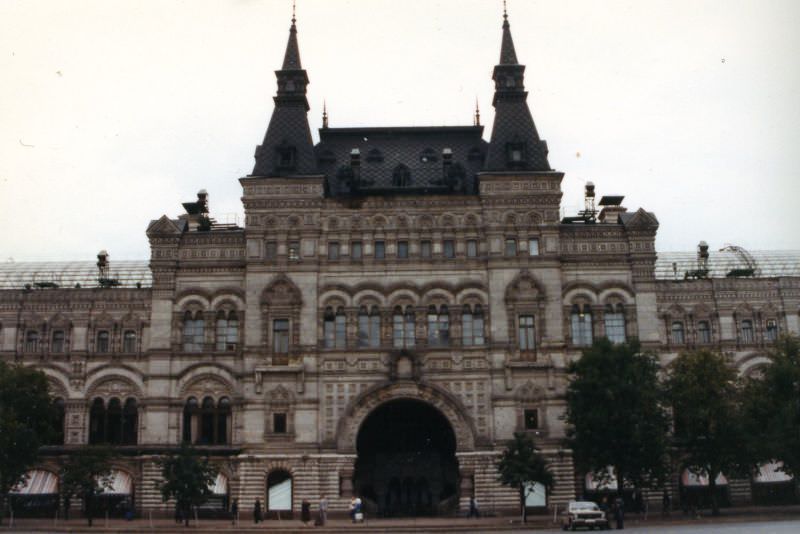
<box><xmin>231</xmin><ymin>498</ymin><xmax>238</xmax><ymax>525</ymax></box>
<box><xmin>318</xmin><ymin>495</ymin><xmax>328</xmax><ymax>526</ymax></box>
<box><xmin>613</xmin><ymin>496</ymin><xmax>624</xmax><ymax>530</ymax></box>
<box><xmin>467</xmin><ymin>495</ymin><xmax>480</xmax><ymax>518</ymax></box>
<box><xmin>301</xmin><ymin>499</ymin><xmax>311</xmax><ymax>525</ymax></box>
<box><xmin>661</xmin><ymin>490</ymin><xmax>671</xmax><ymax>516</ymax></box>
<box><xmin>253</xmin><ymin>498</ymin><xmax>262</xmax><ymax>524</ymax></box>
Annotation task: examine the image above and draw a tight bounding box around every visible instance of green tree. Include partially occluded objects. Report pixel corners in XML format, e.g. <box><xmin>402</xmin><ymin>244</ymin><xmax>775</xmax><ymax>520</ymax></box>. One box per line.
<box><xmin>741</xmin><ymin>336</ymin><xmax>800</xmax><ymax>477</ymax></box>
<box><xmin>667</xmin><ymin>349</ymin><xmax>748</xmax><ymax>516</ymax></box>
<box><xmin>0</xmin><ymin>362</ymin><xmax>56</xmax><ymax>524</ymax></box>
<box><xmin>497</xmin><ymin>432</ymin><xmax>554</xmax><ymax>524</ymax></box>
<box><xmin>565</xmin><ymin>339</ymin><xmax>670</xmax><ymax>497</ymax></box>
<box><xmin>156</xmin><ymin>443</ymin><xmax>218</xmax><ymax>527</ymax></box>
<box><xmin>59</xmin><ymin>446</ymin><xmax>114</xmax><ymax>526</ymax></box>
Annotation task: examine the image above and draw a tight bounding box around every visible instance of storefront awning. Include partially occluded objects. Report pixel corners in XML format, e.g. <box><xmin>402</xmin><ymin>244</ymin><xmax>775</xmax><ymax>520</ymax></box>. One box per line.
<box><xmin>754</xmin><ymin>462</ymin><xmax>794</xmax><ymax>483</ymax></box>
<box><xmin>10</xmin><ymin>470</ymin><xmax>58</xmax><ymax>495</ymax></box>
<box><xmin>681</xmin><ymin>469</ymin><xmax>728</xmax><ymax>487</ymax></box>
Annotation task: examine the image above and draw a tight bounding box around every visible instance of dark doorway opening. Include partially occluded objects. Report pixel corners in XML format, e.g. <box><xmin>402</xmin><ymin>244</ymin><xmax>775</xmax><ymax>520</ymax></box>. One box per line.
<box><xmin>353</xmin><ymin>399</ymin><xmax>459</xmax><ymax>517</ymax></box>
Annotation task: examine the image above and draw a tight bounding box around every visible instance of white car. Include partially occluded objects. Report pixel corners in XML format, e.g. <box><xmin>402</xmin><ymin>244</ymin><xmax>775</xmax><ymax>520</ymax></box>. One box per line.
<box><xmin>562</xmin><ymin>500</ymin><xmax>609</xmax><ymax>531</ymax></box>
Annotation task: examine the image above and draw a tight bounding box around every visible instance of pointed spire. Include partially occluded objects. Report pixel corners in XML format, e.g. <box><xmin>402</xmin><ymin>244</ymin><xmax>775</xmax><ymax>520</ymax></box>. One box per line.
<box><xmin>322</xmin><ymin>100</ymin><xmax>329</xmax><ymax>129</ymax></box>
<box><xmin>282</xmin><ymin>1</ymin><xmax>302</xmax><ymax>70</ymax></box>
<box><xmin>474</xmin><ymin>98</ymin><xmax>481</xmax><ymax>126</ymax></box>
<box><xmin>500</xmin><ymin>1</ymin><xmax>519</xmax><ymax>65</ymax></box>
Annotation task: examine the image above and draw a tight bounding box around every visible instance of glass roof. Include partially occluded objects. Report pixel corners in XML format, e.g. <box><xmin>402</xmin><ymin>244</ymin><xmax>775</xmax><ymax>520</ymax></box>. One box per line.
<box><xmin>0</xmin><ymin>261</ymin><xmax>151</xmax><ymax>289</ymax></box>
<box><xmin>656</xmin><ymin>250</ymin><xmax>800</xmax><ymax>280</ymax></box>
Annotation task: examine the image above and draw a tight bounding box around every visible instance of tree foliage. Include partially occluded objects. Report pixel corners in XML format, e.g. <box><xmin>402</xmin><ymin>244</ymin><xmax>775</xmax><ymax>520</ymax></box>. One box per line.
<box><xmin>741</xmin><ymin>335</ymin><xmax>800</xmax><ymax>477</ymax></box>
<box><xmin>497</xmin><ymin>432</ymin><xmax>554</xmax><ymax>523</ymax></box>
<box><xmin>59</xmin><ymin>446</ymin><xmax>115</xmax><ymax>526</ymax></box>
<box><xmin>0</xmin><ymin>362</ymin><xmax>56</xmax><ymax>523</ymax></box>
<box><xmin>666</xmin><ymin>349</ymin><xmax>749</xmax><ymax>516</ymax></box>
<box><xmin>565</xmin><ymin>339</ymin><xmax>670</xmax><ymax>493</ymax></box>
<box><xmin>156</xmin><ymin>443</ymin><xmax>218</xmax><ymax>527</ymax></box>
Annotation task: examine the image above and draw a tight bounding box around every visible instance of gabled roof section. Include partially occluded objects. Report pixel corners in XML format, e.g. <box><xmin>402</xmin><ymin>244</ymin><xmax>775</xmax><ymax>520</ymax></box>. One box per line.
<box><xmin>620</xmin><ymin>208</ymin><xmax>659</xmax><ymax>229</ymax></box>
<box><xmin>146</xmin><ymin>215</ymin><xmax>185</xmax><ymax>237</ymax></box>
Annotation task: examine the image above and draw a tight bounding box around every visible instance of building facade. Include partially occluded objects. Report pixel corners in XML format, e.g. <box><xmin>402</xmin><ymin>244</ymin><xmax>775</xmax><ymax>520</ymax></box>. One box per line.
<box><xmin>1</xmin><ymin>11</ymin><xmax>799</xmax><ymax>518</ymax></box>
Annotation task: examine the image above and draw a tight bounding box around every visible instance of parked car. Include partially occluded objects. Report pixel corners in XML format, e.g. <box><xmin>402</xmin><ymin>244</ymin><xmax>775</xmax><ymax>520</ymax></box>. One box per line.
<box><xmin>562</xmin><ymin>500</ymin><xmax>609</xmax><ymax>531</ymax></box>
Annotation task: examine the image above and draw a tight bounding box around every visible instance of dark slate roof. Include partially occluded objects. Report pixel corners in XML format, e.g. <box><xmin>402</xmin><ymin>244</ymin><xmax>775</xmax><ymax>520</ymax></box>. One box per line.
<box><xmin>499</xmin><ymin>16</ymin><xmax>518</xmax><ymax>65</ymax></box>
<box><xmin>316</xmin><ymin>126</ymin><xmax>488</xmax><ymax>196</ymax></box>
<box><xmin>282</xmin><ymin>20</ymin><xmax>302</xmax><ymax>70</ymax></box>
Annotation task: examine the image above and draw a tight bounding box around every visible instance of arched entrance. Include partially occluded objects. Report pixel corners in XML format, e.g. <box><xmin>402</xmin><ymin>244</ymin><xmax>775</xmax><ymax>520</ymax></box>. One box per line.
<box><xmin>353</xmin><ymin>399</ymin><xmax>459</xmax><ymax>517</ymax></box>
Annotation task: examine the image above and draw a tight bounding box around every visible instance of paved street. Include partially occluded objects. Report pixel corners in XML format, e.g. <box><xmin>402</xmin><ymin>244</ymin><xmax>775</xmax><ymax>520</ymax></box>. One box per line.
<box><xmin>529</xmin><ymin>519</ymin><xmax>800</xmax><ymax>533</ymax></box>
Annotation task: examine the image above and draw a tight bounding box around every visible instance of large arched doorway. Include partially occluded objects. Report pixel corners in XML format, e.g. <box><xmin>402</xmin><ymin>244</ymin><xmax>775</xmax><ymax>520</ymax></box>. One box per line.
<box><xmin>353</xmin><ymin>399</ymin><xmax>459</xmax><ymax>517</ymax></box>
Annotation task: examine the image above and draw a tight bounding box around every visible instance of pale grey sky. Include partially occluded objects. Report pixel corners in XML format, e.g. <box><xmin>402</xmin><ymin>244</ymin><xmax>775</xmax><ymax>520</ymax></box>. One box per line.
<box><xmin>1</xmin><ymin>0</ymin><xmax>798</xmax><ymax>261</ymax></box>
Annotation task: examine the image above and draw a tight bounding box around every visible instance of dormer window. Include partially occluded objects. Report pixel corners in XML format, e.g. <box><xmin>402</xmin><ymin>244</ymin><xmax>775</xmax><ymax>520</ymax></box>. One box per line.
<box><xmin>275</xmin><ymin>142</ymin><xmax>297</xmax><ymax>171</ymax></box>
<box><xmin>392</xmin><ymin>164</ymin><xmax>411</xmax><ymax>187</ymax></box>
<box><xmin>506</xmin><ymin>142</ymin><xmax>525</xmax><ymax>166</ymax></box>
<box><xmin>420</xmin><ymin>148</ymin><xmax>437</xmax><ymax>163</ymax></box>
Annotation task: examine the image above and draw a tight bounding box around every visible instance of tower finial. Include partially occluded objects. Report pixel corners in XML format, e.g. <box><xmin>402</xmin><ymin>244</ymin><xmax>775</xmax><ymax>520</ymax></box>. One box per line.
<box><xmin>503</xmin><ymin>0</ymin><xmax>507</xmax><ymax>20</ymax></box>
<box><xmin>322</xmin><ymin>100</ymin><xmax>329</xmax><ymax>129</ymax></box>
<box><xmin>474</xmin><ymin>98</ymin><xmax>481</xmax><ymax>126</ymax></box>
<box><xmin>292</xmin><ymin>0</ymin><xmax>296</xmax><ymax>25</ymax></box>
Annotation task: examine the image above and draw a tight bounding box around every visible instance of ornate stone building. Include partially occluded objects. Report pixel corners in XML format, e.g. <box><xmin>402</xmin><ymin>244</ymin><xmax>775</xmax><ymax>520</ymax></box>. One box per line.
<box><xmin>1</xmin><ymin>9</ymin><xmax>798</xmax><ymax>518</ymax></box>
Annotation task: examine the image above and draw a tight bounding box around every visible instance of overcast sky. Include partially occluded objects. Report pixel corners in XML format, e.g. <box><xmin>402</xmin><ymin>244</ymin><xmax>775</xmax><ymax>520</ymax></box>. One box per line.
<box><xmin>1</xmin><ymin>0</ymin><xmax>799</xmax><ymax>261</ymax></box>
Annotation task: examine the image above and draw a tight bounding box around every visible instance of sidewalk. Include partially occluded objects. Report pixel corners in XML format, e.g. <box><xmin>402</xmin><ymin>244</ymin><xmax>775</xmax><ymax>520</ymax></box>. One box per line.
<box><xmin>3</xmin><ymin>506</ymin><xmax>800</xmax><ymax>533</ymax></box>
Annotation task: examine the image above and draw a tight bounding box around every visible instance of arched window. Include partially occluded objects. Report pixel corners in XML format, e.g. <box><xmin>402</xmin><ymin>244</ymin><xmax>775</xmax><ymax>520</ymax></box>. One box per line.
<box><xmin>765</xmin><ymin>319</ymin><xmax>778</xmax><ymax>342</ymax></box>
<box><xmin>393</xmin><ymin>306</ymin><xmax>416</xmax><ymax>348</ymax></box>
<box><xmin>215</xmin><ymin>310</ymin><xmax>239</xmax><ymax>351</ymax></box>
<box><xmin>697</xmin><ymin>321</ymin><xmax>711</xmax><ymax>344</ymax></box>
<box><xmin>51</xmin><ymin>398</ymin><xmax>65</xmax><ymax>445</ymax></box>
<box><xmin>182</xmin><ymin>397</ymin><xmax>198</xmax><ymax>443</ymax></box>
<box><xmin>427</xmin><ymin>305</ymin><xmax>449</xmax><ymax>347</ymax></box>
<box><xmin>462</xmin><ymin>305</ymin><xmax>481</xmax><ymax>347</ymax></box>
<box><xmin>106</xmin><ymin>398</ymin><xmax>123</xmax><ymax>444</ymax></box>
<box><xmin>671</xmin><ymin>321</ymin><xmax>685</xmax><ymax>345</ymax></box>
<box><xmin>182</xmin><ymin>311</ymin><xmax>205</xmax><ymax>352</ymax></box>
<box><xmin>96</xmin><ymin>330</ymin><xmax>110</xmax><ymax>353</ymax></box>
<box><xmin>51</xmin><ymin>330</ymin><xmax>66</xmax><ymax>353</ymax></box>
<box><xmin>334</xmin><ymin>307</ymin><xmax>346</xmax><ymax>348</ymax></box>
<box><xmin>25</xmin><ymin>330</ymin><xmax>39</xmax><ymax>352</ymax></box>
<box><xmin>122</xmin><ymin>398</ymin><xmax>138</xmax><ymax>445</ymax></box>
<box><xmin>357</xmin><ymin>306</ymin><xmax>370</xmax><ymax>348</ymax></box>
<box><xmin>741</xmin><ymin>320</ymin><xmax>754</xmax><ymax>343</ymax></box>
<box><xmin>189</xmin><ymin>397</ymin><xmax>231</xmax><ymax>445</ymax></box>
<box><xmin>369</xmin><ymin>305</ymin><xmax>381</xmax><ymax>348</ymax></box>
<box><xmin>122</xmin><ymin>330</ymin><xmax>137</xmax><ymax>353</ymax></box>
<box><xmin>571</xmin><ymin>304</ymin><xmax>593</xmax><ymax>346</ymax></box>
<box><xmin>604</xmin><ymin>303</ymin><xmax>626</xmax><ymax>344</ymax></box>
<box><xmin>518</xmin><ymin>314</ymin><xmax>536</xmax><ymax>350</ymax></box>
<box><xmin>89</xmin><ymin>398</ymin><xmax>106</xmax><ymax>444</ymax></box>
<box><xmin>323</xmin><ymin>307</ymin><xmax>335</xmax><ymax>348</ymax></box>
<box><xmin>404</xmin><ymin>306</ymin><xmax>416</xmax><ymax>348</ymax></box>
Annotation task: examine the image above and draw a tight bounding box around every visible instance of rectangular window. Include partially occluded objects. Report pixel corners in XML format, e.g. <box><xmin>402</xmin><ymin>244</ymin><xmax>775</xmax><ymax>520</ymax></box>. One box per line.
<box><xmin>370</xmin><ymin>313</ymin><xmax>381</xmax><ymax>348</ymax></box>
<box><xmin>335</xmin><ymin>313</ymin><xmax>346</xmax><ymax>349</ymax></box>
<box><xmin>51</xmin><ymin>330</ymin><xmax>65</xmax><ymax>353</ymax></box>
<box><xmin>443</xmin><ymin>239</ymin><xmax>455</xmax><ymax>259</ymax></box>
<box><xmin>397</xmin><ymin>241</ymin><xmax>409</xmax><ymax>259</ymax></box>
<box><xmin>96</xmin><ymin>330</ymin><xmax>110</xmax><ymax>353</ymax></box>
<box><xmin>671</xmin><ymin>321</ymin><xmax>685</xmax><ymax>345</ymax></box>
<box><xmin>273</xmin><ymin>319</ymin><xmax>289</xmax><ymax>354</ymax></box>
<box><xmin>697</xmin><ymin>321</ymin><xmax>711</xmax><ymax>344</ymax></box>
<box><xmin>571</xmin><ymin>310</ymin><xmax>593</xmax><ymax>346</ymax></box>
<box><xmin>741</xmin><ymin>320</ymin><xmax>754</xmax><ymax>343</ymax></box>
<box><xmin>122</xmin><ymin>330</ymin><xmax>137</xmax><ymax>353</ymax></box>
<box><xmin>528</xmin><ymin>238</ymin><xmax>539</xmax><ymax>256</ymax></box>
<box><xmin>420</xmin><ymin>240</ymin><xmax>432</xmax><ymax>259</ymax></box>
<box><xmin>273</xmin><ymin>413</ymin><xmax>287</xmax><ymax>434</ymax></box>
<box><xmin>505</xmin><ymin>238</ymin><xmax>517</xmax><ymax>257</ymax></box>
<box><xmin>328</xmin><ymin>242</ymin><xmax>340</xmax><ymax>260</ymax></box>
<box><xmin>351</xmin><ymin>241</ymin><xmax>363</xmax><ymax>260</ymax></box>
<box><xmin>524</xmin><ymin>409</ymin><xmax>539</xmax><ymax>430</ymax></box>
<box><xmin>265</xmin><ymin>241</ymin><xmax>278</xmax><ymax>260</ymax></box>
<box><xmin>766</xmin><ymin>319</ymin><xmax>778</xmax><ymax>342</ymax></box>
<box><xmin>518</xmin><ymin>315</ymin><xmax>535</xmax><ymax>350</ymax></box>
<box><xmin>467</xmin><ymin>239</ymin><xmax>478</xmax><ymax>258</ymax></box>
<box><xmin>374</xmin><ymin>240</ymin><xmax>385</xmax><ymax>259</ymax></box>
<box><xmin>604</xmin><ymin>312</ymin><xmax>626</xmax><ymax>344</ymax></box>
<box><xmin>288</xmin><ymin>241</ymin><xmax>300</xmax><ymax>261</ymax></box>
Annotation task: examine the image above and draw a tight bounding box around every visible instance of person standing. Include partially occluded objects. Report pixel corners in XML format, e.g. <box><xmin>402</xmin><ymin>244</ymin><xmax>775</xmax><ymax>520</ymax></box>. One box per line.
<box><xmin>253</xmin><ymin>498</ymin><xmax>262</xmax><ymax>524</ymax></box>
<box><xmin>614</xmin><ymin>496</ymin><xmax>624</xmax><ymax>530</ymax></box>
<box><xmin>662</xmin><ymin>490</ymin><xmax>671</xmax><ymax>517</ymax></box>
<box><xmin>468</xmin><ymin>495</ymin><xmax>479</xmax><ymax>518</ymax></box>
<box><xmin>318</xmin><ymin>495</ymin><xmax>328</xmax><ymax>526</ymax></box>
<box><xmin>301</xmin><ymin>499</ymin><xmax>311</xmax><ymax>526</ymax></box>
<box><xmin>230</xmin><ymin>499</ymin><xmax>238</xmax><ymax>525</ymax></box>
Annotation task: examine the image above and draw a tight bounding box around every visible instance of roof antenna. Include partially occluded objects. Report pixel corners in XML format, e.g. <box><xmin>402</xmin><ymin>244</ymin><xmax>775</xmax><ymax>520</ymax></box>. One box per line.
<box><xmin>474</xmin><ymin>98</ymin><xmax>481</xmax><ymax>126</ymax></box>
<box><xmin>322</xmin><ymin>100</ymin><xmax>329</xmax><ymax>129</ymax></box>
